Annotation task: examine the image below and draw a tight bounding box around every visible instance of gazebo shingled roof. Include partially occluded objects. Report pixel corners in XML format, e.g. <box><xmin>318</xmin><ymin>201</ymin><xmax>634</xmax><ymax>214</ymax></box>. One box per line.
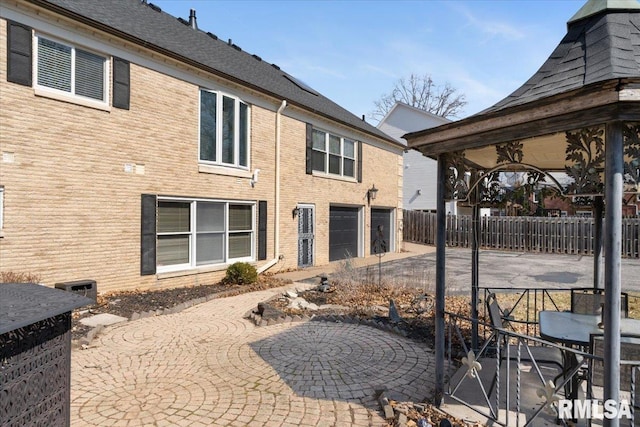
<box><xmin>406</xmin><ymin>0</ymin><xmax>640</xmax><ymax>173</ymax></box>
<box><xmin>485</xmin><ymin>0</ymin><xmax>640</xmax><ymax>114</ymax></box>
<box><xmin>404</xmin><ymin>1</ymin><xmax>640</xmax><ymax>421</ymax></box>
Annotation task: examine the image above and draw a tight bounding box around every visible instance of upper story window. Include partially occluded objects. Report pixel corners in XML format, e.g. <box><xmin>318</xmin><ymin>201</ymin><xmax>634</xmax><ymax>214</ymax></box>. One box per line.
<box><xmin>35</xmin><ymin>35</ymin><xmax>108</xmax><ymax>103</ymax></box>
<box><xmin>200</xmin><ymin>89</ymin><xmax>249</xmax><ymax>169</ymax></box>
<box><xmin>311</xmin><ymin>129</ymin><xmax>356</xmax><ymax>178</ymax></box>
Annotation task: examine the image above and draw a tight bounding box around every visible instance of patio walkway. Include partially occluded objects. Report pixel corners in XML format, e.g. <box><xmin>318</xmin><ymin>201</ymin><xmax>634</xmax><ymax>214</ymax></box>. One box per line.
<box><xmin>70</xmin><ymin>282</ymin><xmax>436</xmax><ymax>426</ymax></box>
<box><xmin>70</xmin><ymin>245</ymin><xmax>639</xmax><ymax>425</ymax></box>
<box><xmin>276</xmin><ymin>243</ymin><xmax>640</xmax><ymax>293</ymax></box>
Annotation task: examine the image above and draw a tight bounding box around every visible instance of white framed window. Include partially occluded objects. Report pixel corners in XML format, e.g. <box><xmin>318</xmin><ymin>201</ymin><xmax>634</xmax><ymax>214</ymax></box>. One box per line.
<box><xmin>157</xmin><ymin>198</ymin><xmax>255</xmax><ymax>272</ymax></box>
<box><xmin>199</xmin><ymin>89</ymin><xmax>250</xmax><ymax>169</ymax></box>
<box><xmin>311</xmin><ymin>129</ymin><xmax>357</xmax><ymax>178</ymax></box>
<box><xmin>35</xmin><ymin>34</ymin><xmax>108</xmax><ymax>103</ymax></box>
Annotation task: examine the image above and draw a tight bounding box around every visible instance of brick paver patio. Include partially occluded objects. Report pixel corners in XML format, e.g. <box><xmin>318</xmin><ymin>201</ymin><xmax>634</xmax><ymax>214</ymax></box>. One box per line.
<box><xmin>70</xmin><ymin>284</ymin><xmax>436</xmax><ymax>426</ymax></box>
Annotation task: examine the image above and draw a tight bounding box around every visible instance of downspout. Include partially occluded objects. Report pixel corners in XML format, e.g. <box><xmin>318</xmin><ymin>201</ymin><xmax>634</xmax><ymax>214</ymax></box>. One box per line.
<box><xmin>258</xmin><ymin>100</ymin><xmax>287</xmax><ymax>273</ymax></box>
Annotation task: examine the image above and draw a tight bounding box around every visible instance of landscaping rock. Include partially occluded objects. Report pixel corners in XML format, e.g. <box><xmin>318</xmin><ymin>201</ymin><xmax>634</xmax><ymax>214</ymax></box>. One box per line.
<box><xmin>80</xmin><ymin>313</ymin><xmax>128</xmax><ymax>327</ymax></box>
<box><xmin>389</xmin><ymin>299</ymin><xmax>402</xmax><ymax>323</ymax></box>
<box><xmin>287</xmin><ymin>297</ymin><xmax>319</xmax><ymax>311</ymax></box>
<box><xmin>395</xmin><ymin>412</ymin><xmax>408</xmax><ymax>427</ymax></box>
<box><xmin>383</xmin><ymin>404</ymin><xmax>394</xmax><ymax>420</ymax></box>
<box><xmin>285</xmin><ymin>290</ymin><xmax>298</xmax><ymax>298</ymax></box>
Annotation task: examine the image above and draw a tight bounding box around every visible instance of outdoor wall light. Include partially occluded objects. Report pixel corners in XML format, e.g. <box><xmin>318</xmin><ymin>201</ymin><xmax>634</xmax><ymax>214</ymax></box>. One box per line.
<box><xmin>292</xmin><ymin>206</ymin><xmax>300</xmax><ymax>219</ymax></box>
<box><xmin>367</xmin><ymin>184</ymin><xmax>378</xmax><ymax>204</ymax></box>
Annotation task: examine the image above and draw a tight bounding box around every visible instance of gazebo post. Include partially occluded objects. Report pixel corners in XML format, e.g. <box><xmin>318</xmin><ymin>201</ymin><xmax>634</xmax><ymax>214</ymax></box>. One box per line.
<box><xmin>603</xmin><ymin>122</ymin><xmax>623</xmax><ymax>427</ymax></box>
<box><xmin>434</xmin><ymin>154</ymin><xmax>447</xmax><ymax>406</ymax></box>
<box><xmin>471</xmin><ymin>172</ymin><xmax>480</xmax><ymax>352</ymax></box>
<box><xmin>593</xmin><ymin>196</ymin><xmax>604</xmax><ymax>290</ymax></box>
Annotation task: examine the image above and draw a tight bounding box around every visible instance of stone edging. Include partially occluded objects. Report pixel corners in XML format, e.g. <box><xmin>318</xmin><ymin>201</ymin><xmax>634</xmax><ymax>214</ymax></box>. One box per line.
<box><xmin>245</xmin><ymin>306</ymin><xmax>409</xmax><ymax>339</ymax></box>
<box><xmin>74</xmin><ymin>292</ymin><xmax>231</xmax><ymax>349</ymax></box>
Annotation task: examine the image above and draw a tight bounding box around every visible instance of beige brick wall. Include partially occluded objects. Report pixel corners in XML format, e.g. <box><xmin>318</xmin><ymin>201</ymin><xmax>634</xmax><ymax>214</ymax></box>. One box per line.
<box><xmin>0</xmin><ymin>15</ymin><xmax>402</xmax><ymax>293</ymax></box>
<box><xmin>277</xmin><ymin>114</ymin><xmax>403</xmax><ymax>270</ymax></box>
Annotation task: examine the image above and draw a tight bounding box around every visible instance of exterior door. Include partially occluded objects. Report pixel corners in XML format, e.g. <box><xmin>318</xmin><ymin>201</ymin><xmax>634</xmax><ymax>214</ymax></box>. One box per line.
<box><xmin>371</xmin><ymin>209</ymin><xmax>392</xmax><ymax>254</ymax></box>
<box><xmin>329</xmin><ymin>206</ymin><xmax>359</xmax><ymax>261</ymax></box>
<box><xmin>297</xmin><ymin>205</ymin><xmax>314</xmax><ymax>267</ymax></box>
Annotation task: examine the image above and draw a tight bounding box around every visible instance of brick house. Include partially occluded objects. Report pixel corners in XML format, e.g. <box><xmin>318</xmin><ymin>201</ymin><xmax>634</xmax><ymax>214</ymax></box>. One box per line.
<box><xmin>0</xmin><ymin>0</ymin><xmax>403</xmax><ymax>292</ymax></box>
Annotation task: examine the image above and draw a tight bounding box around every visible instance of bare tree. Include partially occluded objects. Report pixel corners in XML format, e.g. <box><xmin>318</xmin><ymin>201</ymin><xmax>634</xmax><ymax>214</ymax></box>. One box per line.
<box><xmin>369</xmin><ymin>73</ymin><xmax>467</xmax><ymax>121</ymax></box>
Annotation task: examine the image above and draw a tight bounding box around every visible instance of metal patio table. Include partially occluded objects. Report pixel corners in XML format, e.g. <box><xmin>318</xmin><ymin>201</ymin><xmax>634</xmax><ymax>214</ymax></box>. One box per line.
<box><xmin>539</xmin><ymin>311</ymin><xmax>640</xmax><ymax>403</ymax></box>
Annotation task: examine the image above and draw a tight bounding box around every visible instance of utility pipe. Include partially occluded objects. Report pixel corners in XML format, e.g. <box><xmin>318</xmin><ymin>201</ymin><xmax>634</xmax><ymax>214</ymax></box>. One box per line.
<box><xmin>258</xmin><ymin>100</ymin><xmax>287</xmax><ymax>274</ymax></box>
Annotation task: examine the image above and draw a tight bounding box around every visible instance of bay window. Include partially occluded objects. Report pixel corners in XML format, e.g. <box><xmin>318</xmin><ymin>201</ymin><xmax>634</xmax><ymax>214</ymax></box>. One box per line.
<box><xmin>157</xmin><ymin>199</ymin><xmax>254</xmax><ymax>271</ymax></box>
<box><xmin>200</xmin><ymin>89</ymin><xmax>249</xmax><ymax>168</ymax></box>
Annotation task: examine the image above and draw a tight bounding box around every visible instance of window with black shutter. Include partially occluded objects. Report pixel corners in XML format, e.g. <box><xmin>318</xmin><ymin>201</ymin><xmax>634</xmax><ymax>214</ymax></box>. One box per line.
<box><xmin>112</xmin><ymin>57</ymin><xmax>130</xmax><ymax>110</ymax></box>
<box><xmin>35</xmin><ymin>34</ymin><xmax>108</xmax><ymax>103</ymax></box>
<box><xmin>7</xmin><ymin>20</ymin><xmax>32</xmax><ymax>86</ymax></box>
<box><xmin>258</xmin><ymin>201</ymin><xmax>267</xmax><ymax>260</ymax></box>
<box><xmin>140</xmin><ymin>194</ymin><xmax>157</xmax><ymax>276</ymax></box>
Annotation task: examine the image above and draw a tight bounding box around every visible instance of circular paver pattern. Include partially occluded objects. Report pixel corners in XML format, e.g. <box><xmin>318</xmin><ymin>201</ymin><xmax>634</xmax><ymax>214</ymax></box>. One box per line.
<box><xmin>71</xmin><ymin>286</ymin><xmax>436</xmax><ymax>426</ymax></box>
<box><xmin>233</xmin><ymin>321</ymin><xmax>433</xmax><ymax>402</ymax></box>
<box><xmin>77</xmin><ymin>376</ymin><xmax>228</xmax><ymax>425</ymax></box>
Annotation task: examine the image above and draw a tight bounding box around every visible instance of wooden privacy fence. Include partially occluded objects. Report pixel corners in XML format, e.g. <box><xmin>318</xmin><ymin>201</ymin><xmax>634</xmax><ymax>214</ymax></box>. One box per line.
<box><xmin>403</xmin><ymin>210</ymin><xmax>640</xmax><ymax>258</ymax></box>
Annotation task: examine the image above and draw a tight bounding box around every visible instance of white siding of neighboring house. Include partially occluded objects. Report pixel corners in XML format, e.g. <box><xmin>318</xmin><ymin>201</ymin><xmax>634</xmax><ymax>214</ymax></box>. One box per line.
<box><xmin>377</xmin><ymin>102</ymin><xmax>455</xmax><ymax>212</ymax></box>
<box><xmin>403</xmin><ymin>149</ymin><xmax>439</xmax><ymax>211</ymax></box>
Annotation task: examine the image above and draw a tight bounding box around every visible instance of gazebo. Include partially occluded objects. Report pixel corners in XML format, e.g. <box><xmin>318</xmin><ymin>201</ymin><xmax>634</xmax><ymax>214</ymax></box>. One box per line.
<box><xmin>404</xmin><ymin>1</ymin><xmax>640</xmax><ymax>425</ymax></box>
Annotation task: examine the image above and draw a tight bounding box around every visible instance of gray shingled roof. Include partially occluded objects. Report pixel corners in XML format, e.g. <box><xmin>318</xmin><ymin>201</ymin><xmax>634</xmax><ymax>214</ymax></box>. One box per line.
<box><xmin>480</xmin><ymin>3</ymin><xmax>640</xmax><ymax>115</ymax></box>
<box><xmin>33</xmin><ymin>0</ymin><xmax>397</xmax><ymax>145</ymax></box>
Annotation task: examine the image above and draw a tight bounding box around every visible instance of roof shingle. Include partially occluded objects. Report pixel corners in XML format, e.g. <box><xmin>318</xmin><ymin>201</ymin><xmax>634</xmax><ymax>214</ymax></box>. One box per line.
<box><xmin>482</xmin><ymin>8</ymin><xmax>640</xmax><ymax>115</ymax></box>
<box><xmin>32</xmin><ymin>0</ymin><xmax>397</xmax><ymax>145</ymax></box>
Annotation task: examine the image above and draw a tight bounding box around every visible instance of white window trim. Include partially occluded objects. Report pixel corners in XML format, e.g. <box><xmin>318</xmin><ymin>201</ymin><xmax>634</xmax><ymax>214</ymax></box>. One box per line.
<box><xmin>311</xmin><ymin>128</ymin><xmax>357</xmax><ymax>179</ymax></box>
<box><xmin>311</xmin><ymin>170</ymin><xmax>357</xmax><ymax>183</ymax></box>
<box><xmin>198</xmin><ymin>89</ymin><xmax>251</xmax><ymax>170</ymax></box>
<box><xmin>198</xmin><ymin>163</ymin><xmax>253</xmax><ymax>178</ymax></box>
<box><xmin>33</xmin><ymin>33</ymin><xmax>110</xmax><ymax>109</ymax></box>
<box><xmin>156</xmin><ymin>197</ymin><xmax>255</xmax><ymax>273</ymax></box>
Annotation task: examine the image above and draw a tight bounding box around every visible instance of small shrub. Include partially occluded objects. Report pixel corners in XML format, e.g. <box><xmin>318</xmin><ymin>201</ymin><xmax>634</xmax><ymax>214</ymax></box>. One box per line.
<box><xmin>224</xmin><ymin>262</ymin><xmax>258</xmax><ymax>285</ymax></box>
<box><xmin>0</xmin><ymin>271</ymin><xmax>43</xmax><ymax>284</ymax></box>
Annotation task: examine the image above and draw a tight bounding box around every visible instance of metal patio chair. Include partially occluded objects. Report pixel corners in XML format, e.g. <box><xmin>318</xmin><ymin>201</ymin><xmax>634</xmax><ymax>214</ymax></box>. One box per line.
<box><xmin>571</xmin><ymin>288</ymin><xmax>629</xmax><ymax>318</ymax></box>
<box><xmin>589</xmin><ymin>333</ymin><xmax>640</xmax><ymax>426</ymax></box>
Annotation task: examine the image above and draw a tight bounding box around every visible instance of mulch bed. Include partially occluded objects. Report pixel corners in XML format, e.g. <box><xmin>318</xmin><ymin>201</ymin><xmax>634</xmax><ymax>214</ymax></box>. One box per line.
<box><xmin>71</xmin><ymin>275</ymin><xmax>292</xmax><ymax>341</ymax></box>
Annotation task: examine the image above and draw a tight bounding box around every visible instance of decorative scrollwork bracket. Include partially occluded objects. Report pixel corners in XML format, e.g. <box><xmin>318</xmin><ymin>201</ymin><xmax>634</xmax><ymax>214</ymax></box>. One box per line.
<box><xmin>443</xmin><ymin>151</ymin><xmax>469</xmax><ymax>201</ymax></box>
<box><xmin>564</xmin><ymin>127</ymin><xmax>605</xmax><ymax>195</ymax></box>
<box><xmin>623</xmin><ymin>123</ymin><xmax>640</xmax><ymax>193</ymax></box>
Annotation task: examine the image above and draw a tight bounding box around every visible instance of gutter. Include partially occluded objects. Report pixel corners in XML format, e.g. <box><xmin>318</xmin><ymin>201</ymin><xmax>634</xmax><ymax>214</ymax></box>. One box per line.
<box><xmin>257</xmin><ymin>99</ymin><xmax>287</xmax><ymax>274</ymax></box>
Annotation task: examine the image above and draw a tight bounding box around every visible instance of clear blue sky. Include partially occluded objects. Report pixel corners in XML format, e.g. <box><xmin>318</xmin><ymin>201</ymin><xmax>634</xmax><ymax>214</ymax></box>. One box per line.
<box><xmin>154</xmin><ymin>0</ymin><xmax>586</xmax><ymax>121</ymax></box>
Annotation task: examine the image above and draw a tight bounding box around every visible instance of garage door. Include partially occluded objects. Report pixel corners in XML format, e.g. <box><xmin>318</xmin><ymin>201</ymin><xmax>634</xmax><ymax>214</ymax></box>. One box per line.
<box><xmin>329</xmin><ymin>207</ymin><xmax>359</xmax><ymax>261</ymax></box>
<box><xmin>371</xmin><ymin>209</ymin><xmax>392</xmax><ymax>254</ymax></box>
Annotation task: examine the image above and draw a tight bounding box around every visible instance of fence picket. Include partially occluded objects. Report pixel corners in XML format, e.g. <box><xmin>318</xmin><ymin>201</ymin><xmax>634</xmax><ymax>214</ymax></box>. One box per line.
<box><xmin>402</xmin><ymin>210</ymin><xmax>639</xmax><ymax>259</ymax></box>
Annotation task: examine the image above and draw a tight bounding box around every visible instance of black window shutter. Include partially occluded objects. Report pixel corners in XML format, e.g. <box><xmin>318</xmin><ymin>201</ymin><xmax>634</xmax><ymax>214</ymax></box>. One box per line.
<box><xmin>305</xmin><ymin>123</ymin><xmax>313</xmax><ymax>175</ymax></box>
<box><xmin>258</xmin><ymin>200</ymin><xmax>267</xmax><ymax>261</ymax></box>
<box><xmin>7</xmin><ymin>20</ymin><xmax>32</xmax><ymax>87</ymax></box>
<box><xmin>112</xmin><ymin>57</ymin><xmax>130</xmax><ymax>110</ymax></box>
<box><xmin>140</xmin><ymin>194</ymin><xmax>157</xmax><ymax>275</ymax></box>
<box><xmin>357</xmin><ymin>141</ymin><xmax>363</xmax><ymax>183</ymax></box>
